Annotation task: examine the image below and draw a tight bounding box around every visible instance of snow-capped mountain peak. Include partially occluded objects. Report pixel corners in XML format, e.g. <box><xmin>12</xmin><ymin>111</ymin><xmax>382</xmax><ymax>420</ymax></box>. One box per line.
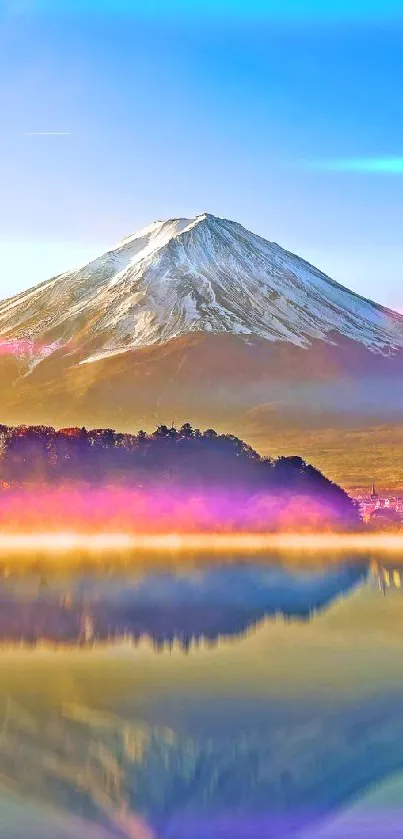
<box><xmin>1</xmin><ymin>212</ymin><xmax>403</xmax><ymax>369</ymax></box>
<box><xmin>114</xmin><ymin>216</ymin><xmax>194</xmax><ymax>257</ymax></box>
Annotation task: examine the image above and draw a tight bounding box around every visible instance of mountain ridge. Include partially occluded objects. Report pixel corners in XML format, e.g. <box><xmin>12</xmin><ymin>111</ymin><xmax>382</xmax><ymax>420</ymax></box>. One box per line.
<box><xmin>1</xmin><ymin>213</ymin><xmax>403</xmax><ymax>369</ymax></box>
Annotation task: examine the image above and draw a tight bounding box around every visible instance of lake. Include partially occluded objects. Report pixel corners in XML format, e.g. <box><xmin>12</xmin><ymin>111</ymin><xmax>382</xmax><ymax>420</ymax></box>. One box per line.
<box><xmin>0</xmin><ymin>555</ymin><xmax>402</xmax><ymax>839</ymax></box>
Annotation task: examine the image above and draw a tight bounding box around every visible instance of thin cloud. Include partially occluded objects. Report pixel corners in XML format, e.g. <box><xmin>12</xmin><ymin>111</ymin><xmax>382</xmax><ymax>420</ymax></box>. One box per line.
<box><xmin>23</xmin><ymin>131</ymin><xmax>73</xmax><ymax>136</ymax></box>
<box><xmin>307</xmin><ymin>157</ymin><xmax>403</xmax><ymax>174</ymax></box>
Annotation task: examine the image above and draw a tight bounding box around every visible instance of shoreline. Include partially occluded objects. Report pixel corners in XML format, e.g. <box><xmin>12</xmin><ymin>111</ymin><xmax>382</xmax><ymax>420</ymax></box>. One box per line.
<box><xmin>0</xmin><ymin>532</ymin><xmax>402</xmax><ymax>564</ymax></box>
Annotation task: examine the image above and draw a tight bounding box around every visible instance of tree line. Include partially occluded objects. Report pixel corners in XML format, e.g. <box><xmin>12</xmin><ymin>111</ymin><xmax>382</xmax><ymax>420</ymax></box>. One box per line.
<box><xmin>0</xmin><ymin>422</ymin><xmax>361</xmax><ymax>530</ymax></box>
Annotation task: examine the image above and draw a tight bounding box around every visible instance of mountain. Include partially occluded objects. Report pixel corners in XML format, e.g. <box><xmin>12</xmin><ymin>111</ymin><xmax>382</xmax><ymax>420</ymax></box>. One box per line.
<box><xmin>1</xmin><ymin>213</ymin><xmax>402</xmax><ymax>489</ymax></box>
<box><xmin>2</xmin><ymin>687</ymin><xmax>403</xmax><ymax>839</ymax></box>
<box><xmin>2</xmin><ymin>213</ymin><xmax>403</xmax><ymax>361</ymax></box>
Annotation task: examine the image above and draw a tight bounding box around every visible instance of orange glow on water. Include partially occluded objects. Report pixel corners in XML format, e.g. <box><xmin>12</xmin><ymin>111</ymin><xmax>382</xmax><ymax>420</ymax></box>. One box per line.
<box><xmin>0</xmin><ymin>532</ymin><xmax>403</xmax><ymax>556</ymax></box>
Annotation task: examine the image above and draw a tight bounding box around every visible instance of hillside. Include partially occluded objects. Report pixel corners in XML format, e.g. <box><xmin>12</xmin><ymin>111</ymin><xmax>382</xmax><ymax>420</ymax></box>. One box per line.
<box><xmin>0</xmin><ymin>423</ymin><xmax>360</xmax><ymax>533</ymax></box>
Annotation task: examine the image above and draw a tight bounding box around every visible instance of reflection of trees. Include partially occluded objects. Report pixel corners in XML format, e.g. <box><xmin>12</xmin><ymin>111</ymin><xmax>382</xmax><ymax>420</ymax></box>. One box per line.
<box><xmin>0</xmin><ymin>562</ymin><xmax>367</xmax><ymax>648</ymax></box>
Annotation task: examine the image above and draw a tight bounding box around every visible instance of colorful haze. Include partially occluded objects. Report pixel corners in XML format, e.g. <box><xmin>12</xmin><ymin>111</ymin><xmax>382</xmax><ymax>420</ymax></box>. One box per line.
<box><xmin>0</xmin><ymin>486</ymin><xmax>355</xmax><ymax>535</ymax></box>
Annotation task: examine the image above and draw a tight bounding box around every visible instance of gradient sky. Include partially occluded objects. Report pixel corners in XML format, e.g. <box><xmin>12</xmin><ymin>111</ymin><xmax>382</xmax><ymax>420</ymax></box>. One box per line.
<box><xmin>0</xmin><ymin>0</ymin><xmax>402</xmax><ymax>308</ymax></box>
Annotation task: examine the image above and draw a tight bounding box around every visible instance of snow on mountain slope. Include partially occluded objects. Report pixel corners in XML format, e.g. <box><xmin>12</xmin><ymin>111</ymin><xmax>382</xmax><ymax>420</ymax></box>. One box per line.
<box><xmin>1</xmin><ymin>212</ymin><xmax>403</xmax><ymax>368</ymax></box>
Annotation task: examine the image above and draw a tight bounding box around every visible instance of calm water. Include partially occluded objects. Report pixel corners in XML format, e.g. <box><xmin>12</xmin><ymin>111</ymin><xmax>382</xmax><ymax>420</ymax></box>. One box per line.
<box><xmin>0</xmin><ymin>556</ymin><xmax>402</xmax><ymax>839</ymax></box>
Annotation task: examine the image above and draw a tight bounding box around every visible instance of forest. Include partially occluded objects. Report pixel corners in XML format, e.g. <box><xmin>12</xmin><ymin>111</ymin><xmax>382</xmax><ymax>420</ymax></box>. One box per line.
<box><xmin>0</xmin><ymin>423</ymin><xmax>360</xmax><ymax>532</ymax></box>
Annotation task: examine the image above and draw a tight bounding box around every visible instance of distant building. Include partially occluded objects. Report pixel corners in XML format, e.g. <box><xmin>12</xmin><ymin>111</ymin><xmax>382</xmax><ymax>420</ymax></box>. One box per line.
<box><xmin>369</xmin><ymin>505</ymin><xmax>401</xmax><ymax>528</ymax></box>
<box><xmin>370</xmin><ymin>481</ymin><xmax>378</xmax><ymax>501</ymax></box>
<box><xmin>355</xmin><ymin>482</ymin><xmax>403</xmax><ymax>522</ymax></box>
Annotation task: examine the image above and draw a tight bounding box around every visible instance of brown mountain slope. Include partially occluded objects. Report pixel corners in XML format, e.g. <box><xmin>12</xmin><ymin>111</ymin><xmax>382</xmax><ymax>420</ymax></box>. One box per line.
<box><xmin>1</xmin><ymin>332</ymin><xmax>403</xmax><ymax>491</ymax></box>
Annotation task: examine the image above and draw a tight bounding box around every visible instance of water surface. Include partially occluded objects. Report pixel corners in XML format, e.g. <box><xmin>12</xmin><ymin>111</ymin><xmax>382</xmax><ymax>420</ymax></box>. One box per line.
<box><xmin>0</xmin><ymin>555</ymin><xmax>402</xmax><ymax>839</ymax></box>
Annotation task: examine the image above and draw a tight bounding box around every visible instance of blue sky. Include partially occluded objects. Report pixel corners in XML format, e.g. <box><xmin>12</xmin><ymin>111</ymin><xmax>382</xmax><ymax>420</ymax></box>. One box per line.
<box><xmin>0</xmin><ymin>0</ymin><xmax>402</xmax><ymax>308</ymax></box>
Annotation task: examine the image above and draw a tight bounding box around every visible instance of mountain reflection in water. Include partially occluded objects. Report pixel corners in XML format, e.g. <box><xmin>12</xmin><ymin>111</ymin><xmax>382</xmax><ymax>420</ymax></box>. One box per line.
<box><xmin>0</xmin><ymin>555</ymin><xmax>403</xmax><ymax>839</ymax></box>
<box><xmin>0</xmin><ymin>560</ymin><xmax>367</xmax><ymax>648</ymax></box>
